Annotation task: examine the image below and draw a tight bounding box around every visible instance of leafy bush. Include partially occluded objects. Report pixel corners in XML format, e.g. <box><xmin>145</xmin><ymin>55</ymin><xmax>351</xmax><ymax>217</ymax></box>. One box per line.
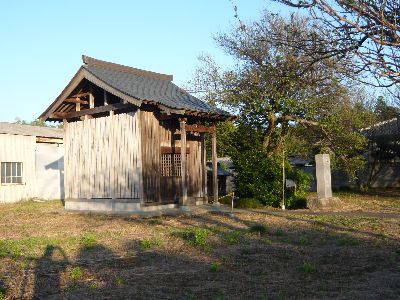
<box><xmin>235</xmin><ymin>198</ymin><xmax>263</xmax><ymax>209</ymax></box>
<box><xmin>230</xmin><ymin>125</ymin><xmax>283</xmax><ymax>207</ymax></box>
<box><xmin>287</xmin><ymin>196</ymin><xmax>307</xmax><ymax>209</ymax></box>
<box><xmin>230</xmin><ymin>125</ymin><xmax>313</xmax><ymax>207</ymax></box>
<box><xmin>286</xmin><ymin>170</ymin><xmax>313</xmax><ymax>209</ymax></box>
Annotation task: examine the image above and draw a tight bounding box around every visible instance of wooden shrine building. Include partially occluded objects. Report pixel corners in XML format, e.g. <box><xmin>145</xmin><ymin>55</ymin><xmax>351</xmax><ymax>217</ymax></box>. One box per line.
<box><xmin>39</xmin><ymin>56</ymin><xmax>234</xmax><ymax>213</ymax></box>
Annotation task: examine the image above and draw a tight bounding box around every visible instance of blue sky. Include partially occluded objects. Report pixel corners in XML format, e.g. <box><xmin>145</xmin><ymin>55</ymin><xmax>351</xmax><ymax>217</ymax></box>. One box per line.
<box><xmin>0</xmin><ymin>0</ymin><xmax>291</xmax><ymax>122</ymax></box>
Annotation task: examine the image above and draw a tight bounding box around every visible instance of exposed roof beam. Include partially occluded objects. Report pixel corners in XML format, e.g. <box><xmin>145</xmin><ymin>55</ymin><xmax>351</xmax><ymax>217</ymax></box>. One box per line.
<box><xmin>185</xmin><ymin>124</ymin><xmax>215</xmax><ymax>134</ymax></box>
<box><xmin>70</xmin><ymin>92</ymin><xmax>90</xmax><ymax>98</ymax></box>
<box><xmin>51</xmin><ymin>103</ymin><xmax>135</xmax><ymax>120</ymax></box>
<box><xmin>64</xmin><ymin>98</ymin><xmax>89</xmax><ymax>105</ymax></box>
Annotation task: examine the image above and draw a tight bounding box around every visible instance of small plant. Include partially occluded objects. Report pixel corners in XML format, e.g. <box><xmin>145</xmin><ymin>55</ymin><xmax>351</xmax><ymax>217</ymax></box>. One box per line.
<box><xmin>115</xmin><ymin>276</ymin><xmax>126</xmax><ymax>286</ymax></box>
<box><xmin>140</xmin><ymin>237</ymin><xmax>162</xmax><ymax>250</ymax></box>
<box><xmin>183</xmin><ymin>228</ymin><xmax>211</xmax><ymax>248</ymax></box>
<box><xmin>302</xmin><ymin>261</ymin><xmax>315</xmax><ymax>274</ymax></box>
<box><xmin>336</xmin><ymin>237</ymin><xmax>358</xmax><ymax>246</ymax></box>
<box><xmin>81</xmin><ymin>233</ymin><xmax>97</xmax><ymax>249</ymax></box>
<box><xmin>240</xmin><ymin>247</ymin><xmax>252</xmax><ymax>255</ymax></box>
<box><xmin>274</xmin><ymin>229</ymin><xmax>285</xmax><ymax>236</ymax></box>
<box><xmin>209</xmin><ymin>262</ymin><xmax>220</xmax><ymax>273</ymax></box>
<box><xmin>223</xmin><ymin>230</ymin><xmax>242</xmax><ymax>244</ymax></box>
<box><xmin>70</xmin><ymin>266</ymin><xmax>83</xmax><ymax>281</ymax></box>
<box><xmin>0</xmin><ymin>240</ymin><xmax>22</xmax><ymax>258</ymax></box>
<box><xmin>89</xmin><ymin>283</ymin><xmax>98</xmax><ymax>291</ymax></box>
<box><xmin>212</xmin><ymin>291</ymin><xmax>225</xmax><ymax>300</ymax></box>
<box><xmin>0</xmin><ymin>285</ymin><xmax>5</xmax><ymax>300</ymax></box>
<box><xmin>249</xmin><ymin>223</ymin><xmax>268</xmax><ymax>235</ymax></box>
<box><xmin>149</xmin><ymin>218</ymin><xmax>162</xmax><ymax>225</ymax></box>
<box><xmin>277</xmin><ymin>291</ymin><xmax>287</xmax><ymax>300</ymax></box>
<box><xmin>298</xmin><ymin>235</ymin><xmax>309</xmax><ymax>246</ymax></box>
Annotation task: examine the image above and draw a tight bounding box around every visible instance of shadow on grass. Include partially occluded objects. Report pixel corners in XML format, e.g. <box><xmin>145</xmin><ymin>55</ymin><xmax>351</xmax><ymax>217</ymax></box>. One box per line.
<box><xmin>2</xmin><ymin>210</ymin><xmax>398</xmax><ymax>299</ymax></box>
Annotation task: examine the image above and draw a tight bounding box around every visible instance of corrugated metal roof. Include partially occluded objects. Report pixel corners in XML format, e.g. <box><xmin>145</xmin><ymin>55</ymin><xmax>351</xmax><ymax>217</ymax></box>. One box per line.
<box><xmin>0</xmin><ymin>123</ymin><xmax>63</xmax><ymax>138</ymax></box>
<box><xmin>82</xmin><ymin>57</ymin><xmax>228</xmax><ymax>115</ymax></box>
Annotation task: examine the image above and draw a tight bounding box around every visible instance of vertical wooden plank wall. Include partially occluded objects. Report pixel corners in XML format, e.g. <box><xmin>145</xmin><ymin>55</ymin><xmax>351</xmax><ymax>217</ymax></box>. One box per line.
<box><xmin>64</xmin><ymin>111</ymin><xmax>142</xmax><ymax>200</ymax></box>
<box><xmin>140</xmin><ymin>110</ymin><xmax>161</xmax><ymax>203</ymax></box>
<box><xmin>0</xmin><ymin>134</ymin><xmax>36</xmax><ymax>203</ymax></box>
<box><xmin>140</xmin><ymin>111</ymin><xmax>203</xmax><ymax>203</ymax></box>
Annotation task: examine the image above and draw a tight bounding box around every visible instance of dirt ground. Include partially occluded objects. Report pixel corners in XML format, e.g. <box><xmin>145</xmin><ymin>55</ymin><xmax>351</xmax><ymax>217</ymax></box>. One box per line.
<box><xmin>0</xmin><ymin>192</ymin><xmax>399</xmax><ymax>299</ymax></box>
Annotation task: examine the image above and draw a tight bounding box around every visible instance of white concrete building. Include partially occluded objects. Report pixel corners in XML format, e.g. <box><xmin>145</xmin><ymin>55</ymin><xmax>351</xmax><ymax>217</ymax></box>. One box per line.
<box><xmin>0</xmin><ymin>123</ymin><xmax>64</xmax><ymax>203</ymax></box>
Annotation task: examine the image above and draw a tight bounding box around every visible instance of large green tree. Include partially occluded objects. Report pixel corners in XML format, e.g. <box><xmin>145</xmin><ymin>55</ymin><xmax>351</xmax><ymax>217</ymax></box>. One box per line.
<box><xmin>192</xmin><ymin>13</ymin><xmax>374</xmax><ymax>175</ymax></box>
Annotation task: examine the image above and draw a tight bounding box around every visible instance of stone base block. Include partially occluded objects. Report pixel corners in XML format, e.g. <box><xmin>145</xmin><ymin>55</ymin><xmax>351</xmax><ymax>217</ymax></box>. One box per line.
<box><xmin>307</xmin><ymin>197</ymin><xmax>343</xmax><ymax>210</ymax></box>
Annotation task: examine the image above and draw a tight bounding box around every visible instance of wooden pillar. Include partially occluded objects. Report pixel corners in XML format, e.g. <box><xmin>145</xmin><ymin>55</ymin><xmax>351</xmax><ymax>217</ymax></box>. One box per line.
<box><xmin>89</xmin><ymin>92</ymin><xmax>94</xmax><ymax>108</ymax></box>
<box><xmin>212</xmin><ymin>125</ymin><xmax>219</xmax><ymax>205</ymax></box>
<box><xmin>84</xmin><ymin>92</ymin><xmax>95</xmax><ymax>121</ymax></box>
<box><xmin>201</xmin><ymin>133</ymin><xmax>207</xmax><ymax>200</ymax></box>
<box><xmin>180</xmin><ymin>118</ymin><xmax>188</xmax><ymax>206</ymax></box>
<box><xmin>104</xmin><ymin>90</ymin><xmax>108</xmax><ymax>105</ymax></box>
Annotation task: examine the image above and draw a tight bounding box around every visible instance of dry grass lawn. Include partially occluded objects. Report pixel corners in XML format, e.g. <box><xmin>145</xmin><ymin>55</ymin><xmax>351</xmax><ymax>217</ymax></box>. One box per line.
<box><xmin>0</xmin><ymin>192</ymin><xmax>399</xmax><ymax>299</ymax></box>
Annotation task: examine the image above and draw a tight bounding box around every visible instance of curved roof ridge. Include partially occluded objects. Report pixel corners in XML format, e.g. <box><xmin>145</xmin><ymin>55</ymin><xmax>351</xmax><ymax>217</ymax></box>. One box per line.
<box><xmin>82</xmin><ymin>55</ymin><xmax>173</xmax><ymax>82</ymax></box>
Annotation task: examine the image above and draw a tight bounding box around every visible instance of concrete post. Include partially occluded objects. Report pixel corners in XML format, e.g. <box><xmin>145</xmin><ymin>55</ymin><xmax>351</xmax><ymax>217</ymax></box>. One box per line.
<box><xmin>315</xmin><ymin>154</ymin><xmax>332</xmax><ymax>199</ymax></box>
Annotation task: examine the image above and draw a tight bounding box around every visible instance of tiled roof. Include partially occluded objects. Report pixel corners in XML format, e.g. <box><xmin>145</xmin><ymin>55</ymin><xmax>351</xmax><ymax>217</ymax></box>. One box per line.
<box><xmin>83</xmin><ymin>56</ymin><xmax>229</xmax><ymax>115</ymax></box>
<box><xmin>0</xmin><ymin>123</ymin><xmax>63</xmax><ymax>138</ymax></box>
<box><xmin>361</xmin><ymin>117</ymin><xmax>399</xmax><ymax>139</ymax></box>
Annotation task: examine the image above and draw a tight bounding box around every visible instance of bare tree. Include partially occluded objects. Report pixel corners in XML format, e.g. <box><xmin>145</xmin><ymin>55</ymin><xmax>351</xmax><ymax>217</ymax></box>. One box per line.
<box><xmin>275</xmin><ymin>0</ymin><xmax>400</xmax><ymax>87</ymax></box>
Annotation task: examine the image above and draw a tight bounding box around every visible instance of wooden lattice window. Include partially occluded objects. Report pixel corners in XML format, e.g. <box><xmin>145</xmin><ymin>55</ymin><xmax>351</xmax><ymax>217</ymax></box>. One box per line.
<box><xmin>161</xmin><ymin>154</ymin><xmax>182</xmax><ymax>177</ymax></box>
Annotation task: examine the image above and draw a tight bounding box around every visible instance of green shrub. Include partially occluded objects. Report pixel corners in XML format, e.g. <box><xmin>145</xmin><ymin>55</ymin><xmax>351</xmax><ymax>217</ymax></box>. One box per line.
<box><xmin>287</xmin><ymin>196</ymin><xmax>308</xmax><ymax>209</ymax></box>
<box><xmin>249</xmin><ymin>223</ymin><xmax>268</xmax><ymax>235</ymax></box>
<box><xmin>230</xmin><ymin>125</ymin><xmax>283</xmax><ymax>207</ymax></box>
<box><xmin>70</xmin><ymin>267</ymin><xmax>83</xmax><ymax>281</ymax></box>
<box><xmin>286</xmin><ymin>170</ymin><xmax>313</xmax><ymax>209</ymax></box>
<box><xmin>236</xmin><ymin>198</ymin><xmax>263</xmax><ymax>209</ymax></box>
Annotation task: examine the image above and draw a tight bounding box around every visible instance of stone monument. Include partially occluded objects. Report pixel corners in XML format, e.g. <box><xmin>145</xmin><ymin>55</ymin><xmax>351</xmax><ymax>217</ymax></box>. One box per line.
<box><xmin>315</xmin><ymin>154</ymin><xmax>332</xmax><ymax>199</ymax></box>
<box><xmin>308</xmin><ymin>154</ymin><xmax>342</xmax><ymax>209</ymax></box>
